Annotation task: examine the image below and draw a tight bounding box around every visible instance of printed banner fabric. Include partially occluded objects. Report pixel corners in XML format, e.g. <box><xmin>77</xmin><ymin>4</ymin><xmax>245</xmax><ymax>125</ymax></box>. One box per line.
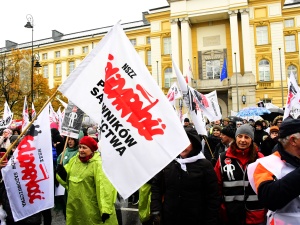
<box><xmin>58</xmin><ymin>22</ymin><xmax>190</xmax><ymax>199</ymax></box>
<box><xmin>1</xmin><ymin>105</ymin><xmax>54</xmax><ymax>221</ymax></box>
<box><xmin>284</xmin><ymin>72</ymin><xmax>300</xmax><ymax>119</ymax></box>
<box><xmin>61</xmin><ymin>101</ymin><xmax>84</xmax><ymax>138</ymax></box>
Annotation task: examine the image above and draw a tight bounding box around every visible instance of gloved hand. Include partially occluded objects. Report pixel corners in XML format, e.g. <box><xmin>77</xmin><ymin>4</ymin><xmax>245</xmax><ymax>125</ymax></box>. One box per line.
<box><xmin>151</xmin><ymin>211</ymin><xmax>161</xmax><ymax>225</ymax></box>
<box><xmin>56</xmin><ymin>164</ymin><xmax>67</xmax><ymax>182</ymax></box>
<box><xmin>101</xmin><ymin>213</ymin><xmax>110</xmax><ymax>223</ymax></box>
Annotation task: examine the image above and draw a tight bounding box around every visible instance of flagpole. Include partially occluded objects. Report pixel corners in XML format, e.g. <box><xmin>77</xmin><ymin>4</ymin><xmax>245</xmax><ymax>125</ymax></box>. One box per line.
<box><xmin>234</xmin><ymin>52</ymin><xmax>239</xmax><ymax>112</ymax></box>
<box><xmin>279</xmin><ymin>48</ymin><xmax>284</xmax><ymax>108</ymax></box>
<box><xmin>0</xmin><ymin>89</ymin><xmax>58</xmax><ymax>164</ymax></box>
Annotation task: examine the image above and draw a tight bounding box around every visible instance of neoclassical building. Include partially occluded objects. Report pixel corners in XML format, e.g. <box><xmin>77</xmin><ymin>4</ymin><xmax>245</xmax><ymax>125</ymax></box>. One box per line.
<box><xmin>1</xmin><ymin>0</ymin><xmax>299</xmax><ymax>117</ymax></box>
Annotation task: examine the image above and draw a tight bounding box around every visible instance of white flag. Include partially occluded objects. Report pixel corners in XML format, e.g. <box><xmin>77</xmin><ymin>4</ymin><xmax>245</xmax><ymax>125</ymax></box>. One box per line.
<box><xmin>22</xmin><ymin>97</ymin><xmax>29</xmax><ymax>132</ymax></box>
<box><xmin>2</xmin><ymin>104</ymin><xmax>54</xmax><ymax>221</ymax></box>
<box><xmin>284</xmin><ymin>72</ymin><xmax>300</xmax><ymax>119</ymax></box>
<box><xmin>32</xmin><ymin>103</ymin><xmax>36</xmax><ymax>119</ymax></box>
<box><xmin>1</xmin><ymin>101</ymin><xmax>13</xmax><ymax>129</ymax></box>
<box><xmin>166</xmin><ymin>83</ymin><xmax>182</xmax><ymax>106</ymax></box>
<box><xmin>204</xmin><ymin>90</ymin><xmax>222</xmax><ymax>121</ymax></box>
<box><xmin>58</xmin><ymin>22</ymin><xmax>189</xmax><ymax>199</ymax></box>
<box><xmin>172</xmin><ymin>59</ymin><xmax>207</xmax><ymax>135</ymax></box>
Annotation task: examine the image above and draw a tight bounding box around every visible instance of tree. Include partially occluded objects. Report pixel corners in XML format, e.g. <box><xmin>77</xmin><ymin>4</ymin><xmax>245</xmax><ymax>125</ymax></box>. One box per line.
<box><xmin>0</xmin><ymin>49</ymin><xmax>61</xmax><ymax>119</ymax></box>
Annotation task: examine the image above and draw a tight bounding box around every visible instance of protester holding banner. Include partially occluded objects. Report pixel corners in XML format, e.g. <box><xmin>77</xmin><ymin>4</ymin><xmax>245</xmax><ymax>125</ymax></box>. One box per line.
<box><xmin>56</xmin><ymin>136</ymin><xmax>118</xmax><ymax>225</ymax></box>
<box><xmin>214</xmin><ymin>124</ymin><xmax>266</xmax><ymax>225</ymax></box>
<box><xmin>150</xmin><ymin>127</ymin><xmax>219</xmax><ymax>225</ymax></box>
<box><xmin>204</xmin><ymin>125</ymin><xmax>222</xmax><ymax>161</ymax></box>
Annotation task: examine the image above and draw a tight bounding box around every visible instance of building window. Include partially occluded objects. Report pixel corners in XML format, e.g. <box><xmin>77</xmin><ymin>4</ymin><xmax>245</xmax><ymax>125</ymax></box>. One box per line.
<box><xmin>288</xmin><ymin>64</ymin><xmax>298</xmax><ymax>81</ymax></box>
<box><xmin>147</xmin><ymin>37</ymin><xmax>151</xmax><ymax>44</ymax></box>
<box><xmin>256</xmin><ymin>26</ymin><xmax>268</xmax><ymax>45</ymax></box>
<box><xmin>43</xmin><ymin>65</ymin><xmax>49</xmax><ymax>78</ymax></box>
<box><xmin>285</xmin><ymin>19</ymin><xmax>294</xmax><ymax>28</ymax></box>
<box><xmin>82</xmin><ymin>46</ymin><xmax>89</xmax><ymax>54</ymax></box>
<box><xmin>206</xmin><ymin>60</ymin><xmax>220</xmax><ymax>79</ymax></box>
<box><xmin>55</xmin><ymin>51</ymin><xmax>61</xmax><ymax>58</ymax></box>
<box><xmin>147</xmin><ymin>50</ymin><xmax>151</xmax><ymax>66</ymax></box>
<box><xmin>130</xmin><ymin>39</ymin><xmax>136</xmax><ymax>46</ymax></box>
<box><xmin>164</xmin><ymin>67</ymin><xmax>172</xmax><ymax>88</ymax></box>
<box><xmin>55</xmin><ymin>63</ymin><xmax>61</xmax><ymax>76</ymax></box>
<box><xmin>285</xmin><ymin>35</ymin><xmax>296</xmax><ymax>52</ymax></box>
<box><xmin>68</xmin><ymin>49</ymin><xmax>74</xmax><ymax>56</ymax></box>
<box><xmin>259</xmin><ymin>59</ymin><xmax>270</xmax><ymax>81</ymax></box>
<box><xmin>42</xmin><ymin>53</ymin><xmax>48</xmax><ymax>60</ymax></box>
<box><xmin>163</xmin><ymin>37</ymin><xmax>171</xmax><ymax>55</ymax></box>
<box><xmin>68</xmin><ymin>61</ymin><xmax>75</xmax><ymax>75</ymax></box>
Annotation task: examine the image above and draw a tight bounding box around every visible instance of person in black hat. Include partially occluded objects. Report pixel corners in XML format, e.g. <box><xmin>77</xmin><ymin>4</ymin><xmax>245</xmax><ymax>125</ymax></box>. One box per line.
<box><xmin>183</xmin><ymin>118</ymin><xmax>192</xmax><ymax>128</ymax></box>
<box><xmin>151</xmin><ymin>127</ymin><xmax>219</xmax><ymax>225</ymax></box>
<box><xmin>254</xmin><ymin>120</ymin><xmax>268</xmax><ymax>147</ymax></box>
<box><xmin>211</xmin><ymin>125</ymin><xmax>236</xmax><ymax>166</ymax></box>
<box><xmin>248</xmin><ymin>117</ymin><xmax>300</xmax><ymax>224</ymax></box>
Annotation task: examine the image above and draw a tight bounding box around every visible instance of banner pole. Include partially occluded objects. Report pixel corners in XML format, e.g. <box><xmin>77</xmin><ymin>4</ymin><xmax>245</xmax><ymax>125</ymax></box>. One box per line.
<box><xmin>0</xmin><ymin>90</ymin><xmax>59</xmax><ymax>164</ymax></box>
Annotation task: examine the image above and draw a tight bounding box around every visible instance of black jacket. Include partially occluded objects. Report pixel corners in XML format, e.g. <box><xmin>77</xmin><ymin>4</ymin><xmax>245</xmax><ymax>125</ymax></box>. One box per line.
<box><xmin>258</xmin><ymin>143</ymin><xmax>300</xmax><ymax>211</ymax></box>
<box><xmin>204</xmin><ymin>135</ymin><xmax>221</xmax><ymax>161</ymax></box>
<box><xmin>260</xmin><ymin>136</ymin><xmax>278</xmax><ymax>156</ymax></box>
<box><xmin>151</xmin><ymin>158</ymin><xmax>219</xmax><ymax>225</ymax></box>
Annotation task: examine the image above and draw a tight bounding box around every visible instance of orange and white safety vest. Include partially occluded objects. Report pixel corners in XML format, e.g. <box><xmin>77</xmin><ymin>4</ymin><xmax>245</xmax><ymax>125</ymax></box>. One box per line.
<box><xmin>248</xmin><ymin>152</ymin><xmax>300</xmax><ymax>225</ymax></box>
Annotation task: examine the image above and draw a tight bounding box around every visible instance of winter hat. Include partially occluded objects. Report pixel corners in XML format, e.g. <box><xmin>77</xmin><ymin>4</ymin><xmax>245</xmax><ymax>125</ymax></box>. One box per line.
<box><xmin>270</xmin><ymin>126</ymin><xmax>279</xmax><ymax>133</ymax></box>
<box><xmin>235</xmin><ymin>124</ymin><xmax>254</xmax><ymax>140</ymax></box>
<box><xmin>184</xmin><ymin>127</ymin><xmax>202</xmax><ymax>156</ymax></box>
<box><xmin>184</xmin><ymin>118</ymin><xmax>190</xmax><ymax>122</ymax></box>
<box><xmin>3</xmin><ymin>129</ymin><xmax>12</xmax><ymax>136</ymax></box>
<box><xmin>279</xmin><ymin>117</ymin><xmax>300</xmax><ymax>138</ymax></box>
<box><xmin>79</xmin><ymin>136</ymin><xmax>98</xmax><ymax>152</ymax></box>
<box><xmin>212</xmin><ymin>125</ymin><xmax>222</xmax><ymax>132</ymax></box>
<box><xmin>221</xmin><ymin>126</ymin><xmax>236</xmax><ymax>139</ymax></box>
<box><xmin>254</xmin><ymin>120</ymin><xmax>263</xmax><ymax>127</ymax></box>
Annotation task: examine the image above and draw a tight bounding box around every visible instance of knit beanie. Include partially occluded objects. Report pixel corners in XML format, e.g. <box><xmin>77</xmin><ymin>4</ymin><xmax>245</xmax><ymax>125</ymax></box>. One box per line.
<box><xmin>221</xmin><ymin>126</ymin><xmax>236</xmax><ymax>139</ymax></box>
<box><xmin>79</xmin><ymin>136</ymin><xmax>98</xmax><ymax>152</ymax></box>
<box><xmin>212</xmin><ymin>125</ymin><xmax>222</xmax><ymax>132</ymax></box>
<box><xmin>269</xmin><ymin>126</ymin><xmax>279</xmax><ymax>133</ymax></box>
<box><xmin>235</xmin><ymin>124</ymin><xmax>254</xmax><ymax>140</ymax></box>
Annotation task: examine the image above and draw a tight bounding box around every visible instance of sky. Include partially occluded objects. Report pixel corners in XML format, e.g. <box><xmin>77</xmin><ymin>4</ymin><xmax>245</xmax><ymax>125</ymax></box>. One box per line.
<box><xmin>0</xmin><ymin>0</ymin><xmax>168</xmax><ymax>48</ymax></box>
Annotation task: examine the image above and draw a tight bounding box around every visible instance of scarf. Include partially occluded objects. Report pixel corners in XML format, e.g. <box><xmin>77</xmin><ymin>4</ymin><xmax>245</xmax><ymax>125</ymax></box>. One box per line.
<box><xmin>175</xmin><ymin>152</ymin><xmax>205</xmax><ymax>171</ymax></box>
<box><xmin>78</xmin><ymin>153</ymin><xmax>94</xmax><ymax>163</ymax></box>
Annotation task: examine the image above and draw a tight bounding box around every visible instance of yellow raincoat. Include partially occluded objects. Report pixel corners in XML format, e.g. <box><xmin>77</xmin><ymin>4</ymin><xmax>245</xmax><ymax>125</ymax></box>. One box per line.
<box><xmin>57</xmin><ymin>152</ymin><xmax>117</xmax><ymax>225</ymax></box>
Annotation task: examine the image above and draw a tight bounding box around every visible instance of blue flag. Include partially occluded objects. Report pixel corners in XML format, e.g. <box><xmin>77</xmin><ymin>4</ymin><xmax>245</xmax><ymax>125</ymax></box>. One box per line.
<box><xmin>220</xmin><ymin>58</ymin><xmax>227</xmax><ymax>81</ymax></box>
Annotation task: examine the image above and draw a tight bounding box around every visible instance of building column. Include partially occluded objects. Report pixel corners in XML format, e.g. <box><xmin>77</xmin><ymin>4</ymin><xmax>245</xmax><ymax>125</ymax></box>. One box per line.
<box><xmin>240</xmin><ymin>8</ymin><xmax>252</xmax><ymax>74</ymax></box>
<box><xmin>170</xmin><ymin>18</ymin><xmax>180</xmax><ymax>68</ymax></box>
<box><xmin>180</xmin><ymin>17</ymin><xmax>193</xmax><ymax>78</ymax></box>
<box><xmin>228</xmin><ymin>10</ymin><xmax>241</xmax><ymax>73</ymax></box>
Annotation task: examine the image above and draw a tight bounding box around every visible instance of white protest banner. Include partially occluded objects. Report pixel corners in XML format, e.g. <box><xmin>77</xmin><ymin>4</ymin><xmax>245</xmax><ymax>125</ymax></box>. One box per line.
<box><xmin>173</xmin><ymin>59</ymin><xmax>207</xmax><ymax>135</ymax></box>
<box><xmin>61</xmin><ymin>101</ymin><xmax>84</xmax><ymax>138</ymax></box>
<box><xmin>0</xmin><ymin>101</ymin><xmax>13</xmax><ymax>129</ymax></box>
<box><xmin>58</xmin><ymin>22</ymin><xmax>189</xmax><ymax>199</ymax></box>
<box><xmin>284</xmin><ymin>72</ymin><xmax>300</xmax><ymax>119</ymax></box>
<box><xmin>2</xmin><ymin>105</ymin><xmax>54</xmax><ymax>221</ymax></box>
<box><xmin>167</xmin><ymin>83</ymin><xmax>182</xmax><ymax>106</ymax></box>
<box><xmin>204</xmin><ymin>90</ymin><xmax>222</xmax><ymax>121</ymax></box>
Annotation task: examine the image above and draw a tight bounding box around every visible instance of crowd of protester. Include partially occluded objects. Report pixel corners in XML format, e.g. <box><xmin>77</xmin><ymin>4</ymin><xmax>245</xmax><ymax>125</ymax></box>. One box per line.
<box><xmin>1</xmin><ymin>113</ymin><xmax>300</xmax><ymax>225</ymax></box>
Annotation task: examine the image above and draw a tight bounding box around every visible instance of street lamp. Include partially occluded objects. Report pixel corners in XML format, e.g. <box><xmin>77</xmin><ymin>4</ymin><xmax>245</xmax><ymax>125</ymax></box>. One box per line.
<box><xmin>24</xmin><ymin>14</ymin><xmax>41</xmax><ymax>108</ymax></box>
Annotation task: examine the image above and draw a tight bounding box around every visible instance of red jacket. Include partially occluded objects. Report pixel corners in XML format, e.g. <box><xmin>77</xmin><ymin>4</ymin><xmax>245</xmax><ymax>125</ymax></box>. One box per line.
<box><xmin>214</xmin><ymin>146</ymin><xmax>266</xmax><ymax>224</ymax></box>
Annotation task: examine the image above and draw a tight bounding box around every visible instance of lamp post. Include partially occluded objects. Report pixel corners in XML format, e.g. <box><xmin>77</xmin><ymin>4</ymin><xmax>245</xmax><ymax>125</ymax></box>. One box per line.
<box><xmin>234</xmin><ymin>52</ymin><xmax>239</xmax><ymax>112</ymax></box>
<box><xmin>279</xmin><ymin>48</ymin><xmax>284</xmax><ymax>108</ymax></box>
<box><xmin>24</xmin><ymin>14</ymin><xmax>34</xmax><ymax>108</ymax></box>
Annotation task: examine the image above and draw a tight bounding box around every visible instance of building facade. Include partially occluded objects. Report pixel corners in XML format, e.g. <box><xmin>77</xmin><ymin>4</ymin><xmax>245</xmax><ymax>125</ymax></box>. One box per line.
<box><xmin>1</xmin><ymin>0</ymin><xmax>299</xmax><ymax>118</ymax></box>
